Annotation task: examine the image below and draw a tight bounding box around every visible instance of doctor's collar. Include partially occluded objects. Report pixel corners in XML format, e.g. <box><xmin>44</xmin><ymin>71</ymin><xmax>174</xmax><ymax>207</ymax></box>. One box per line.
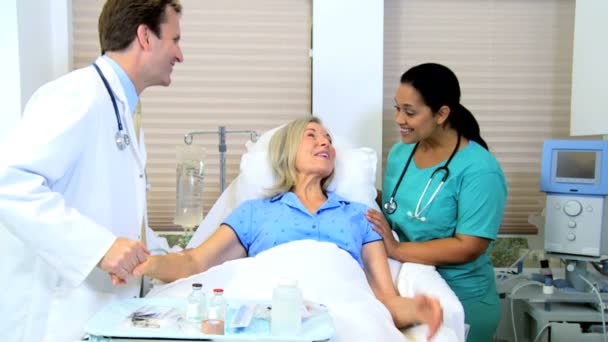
<box><xmin>101</xmin><ymin>55</ymin><xmax>139</xmax><ymax>115</ymax></box>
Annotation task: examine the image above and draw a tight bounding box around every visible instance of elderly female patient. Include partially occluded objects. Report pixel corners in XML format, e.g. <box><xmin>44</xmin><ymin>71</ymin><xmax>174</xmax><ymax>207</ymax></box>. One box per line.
<box><xmin>134</xmin><ymin>116</ymin><xmax>443</xmax><ymax>337</ymax></box>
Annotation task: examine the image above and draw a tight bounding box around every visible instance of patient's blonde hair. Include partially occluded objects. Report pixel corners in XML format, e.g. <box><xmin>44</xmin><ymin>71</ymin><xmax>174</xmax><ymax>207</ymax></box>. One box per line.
<box><xmin>267</xmin><ymin>116</ymin><xmax>335</xmax><ymax>197</ymax></box>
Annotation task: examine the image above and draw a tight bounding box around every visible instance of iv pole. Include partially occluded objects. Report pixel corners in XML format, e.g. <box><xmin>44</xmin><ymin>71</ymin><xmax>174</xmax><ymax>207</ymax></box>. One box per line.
<box><xmin>184</xmin><ymin>126</ymin><xmax>259</xmax><ymax>193</ymax></box>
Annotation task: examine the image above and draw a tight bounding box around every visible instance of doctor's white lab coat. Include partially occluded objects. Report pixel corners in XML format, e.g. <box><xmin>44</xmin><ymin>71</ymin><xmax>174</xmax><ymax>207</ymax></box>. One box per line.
<box><xmin>0</xmin><ymin>57</ymin><xmax>161</xmax><ymax>342</ymax></box>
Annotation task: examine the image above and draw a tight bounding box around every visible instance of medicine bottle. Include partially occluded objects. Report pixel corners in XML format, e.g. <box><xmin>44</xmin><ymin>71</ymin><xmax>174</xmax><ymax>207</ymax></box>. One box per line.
<box><xmin>202</xmin><ymin>288</ymin><xmax>226</xmax><ymax>335</ymax></box>
<box><xmin>186</xmin><ymin>283</ymin><xmax>207</xmax><ymax>322</ymax></box>
<box><xmin>271</xmin><ymin>278</ymin><xmax>302</xmax><ymax>336</ymax></box>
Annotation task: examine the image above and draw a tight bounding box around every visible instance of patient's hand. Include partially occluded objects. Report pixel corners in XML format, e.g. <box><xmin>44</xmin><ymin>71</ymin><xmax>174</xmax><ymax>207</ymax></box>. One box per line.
<box><xmin>133</xmin><ymin>252</ymin><xmax>195</xmax><ymax>283</ymax></box>
<box><xmin>384</xmin><ymin>293</ymin><xmax>443</xmax><ymax>340</ymax></box>
<box><xmin>133</xmin><ymin>254</ymin><xmax>161</xmax><ymax>278</ymax></box>
<box><xmin>413</xmin><ymin>294</ymin><xmax>443</xmax><ymax>340</ymax></box>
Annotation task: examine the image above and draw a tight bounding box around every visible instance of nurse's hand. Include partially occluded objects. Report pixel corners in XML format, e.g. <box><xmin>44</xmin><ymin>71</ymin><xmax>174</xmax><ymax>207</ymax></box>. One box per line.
<box><xmin>99</xmin><ymin>237</ymin><xmax>149</xmax><ymax>285</ymax></box>
<box><xmin>365</xmin><ymin>208</ymin><xmax>399</xmax><ymax>257</ymax></box>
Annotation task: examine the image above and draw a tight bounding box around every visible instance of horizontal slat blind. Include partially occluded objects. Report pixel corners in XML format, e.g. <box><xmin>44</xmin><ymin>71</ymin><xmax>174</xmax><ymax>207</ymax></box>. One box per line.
<box><xmin>383</xmin><ymin>0</ymin><xmax>575</xmax><ymax>234</ymax></box>
<box><xmin>73</xmin><ymin>0</ymin><xmax>311</xmax><ymax>230</ymax></box>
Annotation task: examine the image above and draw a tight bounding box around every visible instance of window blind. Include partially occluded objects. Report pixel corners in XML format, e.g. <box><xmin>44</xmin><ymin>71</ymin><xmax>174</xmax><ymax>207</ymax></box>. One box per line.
<box><xmin>72</xmin><ymin>0</ymin><xmax>312</xmax><ymax>230</ymax></box>
<box><xmin>383</xmin><ymin>0</ymin><xmax>575</xmax><ymax>234</ymax></box>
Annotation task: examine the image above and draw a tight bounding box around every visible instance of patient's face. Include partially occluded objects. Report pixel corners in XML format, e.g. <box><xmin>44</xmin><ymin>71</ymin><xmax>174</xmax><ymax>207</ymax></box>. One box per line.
<box><xmin>295</xmin><ymin>122</ymin><xmax>336</xmax><ymax>178</ymax></box>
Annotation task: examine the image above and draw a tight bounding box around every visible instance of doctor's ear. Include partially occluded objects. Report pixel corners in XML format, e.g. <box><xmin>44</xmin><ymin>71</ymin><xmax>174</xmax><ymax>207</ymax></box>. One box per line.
<box><xmin>135</xmin><ymin>24</ymin><xmax>152</xmax><ymax>50</ymax></box>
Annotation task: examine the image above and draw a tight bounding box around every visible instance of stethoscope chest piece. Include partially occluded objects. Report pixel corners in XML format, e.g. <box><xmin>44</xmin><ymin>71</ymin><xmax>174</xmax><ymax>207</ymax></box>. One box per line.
<box><xmin>115</xmin><ymin>131</ymin><xmax>130</xmax><ymax>150</ymax></box>
<box><xmin>383</xmin><ymin>198</ymin><xmax>397</xmax><ymax>214</ymax></box>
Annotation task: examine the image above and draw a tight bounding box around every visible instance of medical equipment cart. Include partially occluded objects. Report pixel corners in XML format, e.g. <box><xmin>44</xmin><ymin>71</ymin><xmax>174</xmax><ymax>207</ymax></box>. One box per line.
<box><xmin>85</xmin><ymin>297</ymin><xmax>334</xmax><ymax>342</ymax></box>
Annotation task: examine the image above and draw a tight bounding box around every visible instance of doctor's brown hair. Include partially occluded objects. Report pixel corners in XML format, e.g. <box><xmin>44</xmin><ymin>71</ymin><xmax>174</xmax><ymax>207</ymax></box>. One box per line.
<box><xmin>98</xmin><ymin>0</ymin><xmax>182</xmax><ymax>54</ymax></box>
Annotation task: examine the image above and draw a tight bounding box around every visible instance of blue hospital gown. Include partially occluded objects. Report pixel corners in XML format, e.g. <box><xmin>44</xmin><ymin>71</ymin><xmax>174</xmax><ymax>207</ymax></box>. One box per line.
<box><xmin>222</xmin><ymin>191</ymin><xmax>381</xmax><ymax>268</ymax></box>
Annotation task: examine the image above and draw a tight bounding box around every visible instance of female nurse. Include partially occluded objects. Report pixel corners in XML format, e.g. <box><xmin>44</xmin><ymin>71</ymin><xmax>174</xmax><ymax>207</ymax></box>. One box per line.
<box><xmin>366</xmin><ymin>63</ymin><xmax>508</xmax><ymax>342</ymax></box>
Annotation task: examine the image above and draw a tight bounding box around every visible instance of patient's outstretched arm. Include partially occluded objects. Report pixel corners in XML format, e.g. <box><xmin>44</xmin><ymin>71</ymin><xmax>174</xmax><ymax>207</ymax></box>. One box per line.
<box><xmin>133</xmin><ymin>225</ymin><xmax>246</xmax><ymax>283</ymax></box>
<box><xmin>362</xmin><ymin>241</ymin><xmax>442</xmax><ymax>340</ymax></box>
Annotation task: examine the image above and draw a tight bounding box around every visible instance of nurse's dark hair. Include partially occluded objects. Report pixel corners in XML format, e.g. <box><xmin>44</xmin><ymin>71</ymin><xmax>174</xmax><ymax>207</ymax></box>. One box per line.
<box><xmin>98</xmin><ymin>0</ymin><xmax>182</xmax><ymax>54</ymax></box>
<box><xmin>400</xmin><ymin>63</ymin><xmax>489</xmax><ymax>150</ymax></box>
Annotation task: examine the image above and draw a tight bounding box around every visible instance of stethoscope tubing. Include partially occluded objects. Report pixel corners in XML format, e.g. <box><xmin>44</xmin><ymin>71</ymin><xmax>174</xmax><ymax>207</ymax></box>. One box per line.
<box><xmin>91</xmin><ymin>62</ymin><xmax>146</xmax><ymax>191</ymax></box>
<box><xmin>92</xmin><ymin>63</ymin><xmax>133</xmax><ymax>152</ymax></box>
<box><xmin>384</xmin><ymin>142</ymin><xmax>419</xmax><ymax>214</ymax></box>
<box><xmin>384</xmin><ymin>134</ymin><xmax>461</xmax><ymax>217</ymax></box>
<box><xmin>92</xmin><ymin>63</ymin><xmax>124</xmax><ymax>133</ymax></box>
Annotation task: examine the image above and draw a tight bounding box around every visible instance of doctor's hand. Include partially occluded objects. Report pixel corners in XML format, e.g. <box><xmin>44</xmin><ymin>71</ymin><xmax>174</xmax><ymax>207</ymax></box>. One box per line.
<box><xmin>99</xmin><ymin>238</ymin><xmax>149</xmax><ymax>285</ymax></box>
<box><xmin>365</xmin><ymin>208</ymin><xmax>400</xmax><ymax>258</ymax></box>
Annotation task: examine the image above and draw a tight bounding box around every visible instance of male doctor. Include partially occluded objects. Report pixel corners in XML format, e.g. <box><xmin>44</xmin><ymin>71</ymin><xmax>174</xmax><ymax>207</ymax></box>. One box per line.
<box><xmin>0</xmin><ymin>0</ymin><xmax>184</xmax><ymax>341</ymax></box>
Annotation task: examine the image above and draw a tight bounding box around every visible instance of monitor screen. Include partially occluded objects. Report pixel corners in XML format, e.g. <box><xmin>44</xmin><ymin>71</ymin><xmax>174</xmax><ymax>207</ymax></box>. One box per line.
<box><xmin>540</xmin><ymin>140</ymin><xmax>608</xmax><ymax>195</ymax></box>
<box><xmin>554</xmin><ymin>150</ymin><xmax>597</xmax><ymax>184</ymax></box>
<box><xmin>556</xmin><ymin>151</ymin><xmax>596</xmax><ymax>179</ymax></box>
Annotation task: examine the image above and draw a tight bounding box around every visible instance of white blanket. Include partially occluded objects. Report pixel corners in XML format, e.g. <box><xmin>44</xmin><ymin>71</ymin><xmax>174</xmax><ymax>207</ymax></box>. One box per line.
<box><xmin>147</xmin><ymin>240</ymin><xmax>459</xmax><ymax>341</ymax></box>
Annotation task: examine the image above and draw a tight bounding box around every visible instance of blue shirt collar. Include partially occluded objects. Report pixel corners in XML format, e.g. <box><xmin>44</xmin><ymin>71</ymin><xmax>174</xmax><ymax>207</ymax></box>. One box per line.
<box><xmin>270</xmin><ymin>191</ymin><xmax>349</xmax><ymax>213</ymax></box>
<box><xmin>102</xmin><ymin>55</ymin><xmax>138</xmax><ymax>114</ymax></box>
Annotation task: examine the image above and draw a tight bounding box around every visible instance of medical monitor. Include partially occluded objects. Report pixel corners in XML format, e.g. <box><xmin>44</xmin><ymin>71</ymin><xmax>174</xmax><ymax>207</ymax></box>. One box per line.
<box><xmin>540</xmin><ymin>140</ymin><xmax>608</xmax><ymax>195</ymax></box>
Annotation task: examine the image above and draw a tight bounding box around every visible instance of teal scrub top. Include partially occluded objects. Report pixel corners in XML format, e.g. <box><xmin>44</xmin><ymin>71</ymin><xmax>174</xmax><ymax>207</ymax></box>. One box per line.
<box><xmin>382</xmin><ymin>141</ymin><xmax>507</xmax><ymax>301</ymax></box>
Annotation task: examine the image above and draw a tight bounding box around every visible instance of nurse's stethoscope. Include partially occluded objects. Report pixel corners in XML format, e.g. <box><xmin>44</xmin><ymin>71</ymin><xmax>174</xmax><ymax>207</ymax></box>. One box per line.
<box><xmin>383</xmin><ymin>134</ymin><xmax>461</xmax><ymax>222</ymax></box>
<box><xmin>92</xmin><ymin>63</ymin><xmax>130</xmax><ymax>151</ymax></box>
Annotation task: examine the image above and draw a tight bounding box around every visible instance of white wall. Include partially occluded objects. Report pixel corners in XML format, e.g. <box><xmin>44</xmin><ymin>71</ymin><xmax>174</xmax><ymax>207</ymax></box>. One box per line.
<box><xmin>0</xmin><ymin>0</ymin><xmax>22</xmax><ymax>142</ymax></box>
<box><xmin>17</xmin><ymin>0</ymin><xmax>72</xmax><ymax>108</ymax></box>
<box><xmin>0</xmin><ymin>0</ymin><xmax>71</xmax><ymax>142</ymax></box>
<box><xmin>312</xmin><ymin>0</ymin><xmax>384</xmax><ymax>188</ymax></box>
<box><xmin>570</xmin><ymin>0</ymin><xmax>608</xmax><ymax>136</ymax></box>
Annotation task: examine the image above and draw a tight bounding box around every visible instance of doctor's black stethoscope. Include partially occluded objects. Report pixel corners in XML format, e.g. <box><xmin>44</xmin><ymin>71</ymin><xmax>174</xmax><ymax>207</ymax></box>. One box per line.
<box><xmin>92</xmin><ymin>63</ymin><xmax>130</xmax><ymax>151</ymax></box>
<box><xmin>383</xmin><ymin>134</ymin><xmax>461</xmax><ymax>222</ymax></box>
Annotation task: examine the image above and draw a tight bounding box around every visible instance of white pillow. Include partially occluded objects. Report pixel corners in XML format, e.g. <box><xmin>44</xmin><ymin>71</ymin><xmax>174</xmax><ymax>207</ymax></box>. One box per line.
<box><xmin>236</xmin><ymin>125</ymin><xmax>379</xmax><ymax>210</ymax></box>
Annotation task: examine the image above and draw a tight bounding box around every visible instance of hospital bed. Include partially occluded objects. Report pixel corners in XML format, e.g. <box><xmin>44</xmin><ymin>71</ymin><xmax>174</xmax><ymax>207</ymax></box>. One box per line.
<box><xmin>147</xmin><ymin>126</ymin><xmax>466</xmax><ymax>341</ymax></box>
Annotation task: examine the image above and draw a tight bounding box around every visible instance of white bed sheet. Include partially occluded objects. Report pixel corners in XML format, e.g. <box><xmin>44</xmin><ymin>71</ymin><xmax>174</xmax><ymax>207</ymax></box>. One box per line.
<box><xmin>183</xmin><ymin>177</ymin><xmax>464</xmax><ymax>341</ymax></box>
<box><xmin>148</xmin><ymin>240</ymin><xmax>460</xmax><ymax>341</ymax></box>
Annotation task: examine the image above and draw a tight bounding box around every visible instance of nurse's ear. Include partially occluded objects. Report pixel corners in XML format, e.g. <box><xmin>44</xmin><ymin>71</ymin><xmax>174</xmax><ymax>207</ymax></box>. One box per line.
<box><xmin>435</xmin><ymin>105</ymin><xmax>451</xmax><ymax>126</ymax></box>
